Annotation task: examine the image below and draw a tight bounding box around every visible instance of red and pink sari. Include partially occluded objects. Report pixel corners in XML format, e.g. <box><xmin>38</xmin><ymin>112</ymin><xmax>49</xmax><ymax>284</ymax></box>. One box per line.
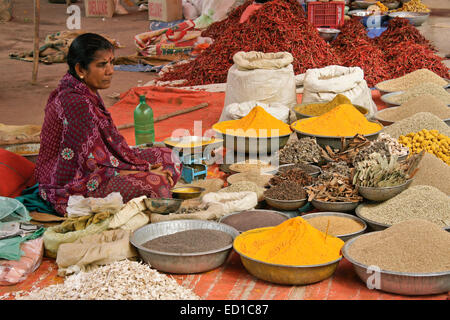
<box><xmin>35</xmin><ymin>73</ymin><xmax>181</xmax><ymax>215</ymax></box>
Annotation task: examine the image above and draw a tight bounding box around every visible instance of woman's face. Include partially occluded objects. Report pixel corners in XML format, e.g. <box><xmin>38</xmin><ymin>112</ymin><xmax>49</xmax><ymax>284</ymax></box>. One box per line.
<box><xmin>77</xmin><ymin>49</ymin><xmax>114</xmax><ymax>94</ymax></box>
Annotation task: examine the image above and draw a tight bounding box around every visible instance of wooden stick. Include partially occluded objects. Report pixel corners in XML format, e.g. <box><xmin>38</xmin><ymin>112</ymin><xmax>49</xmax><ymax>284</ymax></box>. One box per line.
<box><xmin>32</xmin><ymin>0</ymin><xmax>40</xmax><ymax>84</ymax></box>
<box><xmin>117</xmin><ymin>102</ymin><xmax>209</xmax><ymax>130</ymax></box>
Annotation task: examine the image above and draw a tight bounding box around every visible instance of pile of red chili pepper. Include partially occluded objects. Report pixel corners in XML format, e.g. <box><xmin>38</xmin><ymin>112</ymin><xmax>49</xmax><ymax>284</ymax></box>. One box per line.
<box><xmin>158</xmin><ymin>0</ymin><xmax>341</xmax><ymax>86</ymax></box>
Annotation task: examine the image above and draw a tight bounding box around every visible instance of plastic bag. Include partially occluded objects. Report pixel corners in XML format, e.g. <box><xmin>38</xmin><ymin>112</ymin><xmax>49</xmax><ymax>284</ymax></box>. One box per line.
<box><xmin>302</xmin><ymin>65</ymin><xmax>378</xmax><ymax>117</ymax></box>
<box><xmin>219</xmin><ymin>100</ymin><xmax>290</xmax><ymax>123</ymax></box>
<box><xmin>194</xmin><ymin>0</ymin><xmax>238</xmax><ymax>28</ymax></box>
<box><xmin>224</xmin><ymin>51</ymin><xmax>297</xmax><ymax>108</ymax></box>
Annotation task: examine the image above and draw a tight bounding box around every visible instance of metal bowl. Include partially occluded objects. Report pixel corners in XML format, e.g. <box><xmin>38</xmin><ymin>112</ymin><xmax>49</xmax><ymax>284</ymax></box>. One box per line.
<box><xmin>212</xmin><ymin>126</ymin><xmax>291</xmax><ymax>155</ymax></box>
<box><xmin>130</xmin><ymin>219</ymin><xmax>240</xmax><ymax>274</ymax></box>
<box><xmin>380</xmin><ymin>91</ymin><xmax>403</xmax><ymax>107</ymax></box>
<box><xmin>294</xmin><ymin>102</ymin><xmax>370</xmax><ymax>120</ymax></box>
<box><xmin>219</xmin><ymin>209</ymin><xmax>290</xmax><ymax>233</ymax></box>
<box><xmin>353</xmin><ymin>0</ymin><xmax>377</xmax><ymax>9</ymax></box>
<box><xmin>375</xmin><ymin>107</ymin><xmax>450</xmax><ymax>126</ymax></box>
<box><xmin>233</xmin><ymin>228</ymin><xmax>342</xmax><ymax>285</ymax></box>
<box><xmin>388</xmin><ymin>11</ymin><xmax>430</xmax><ymax>26</ymax></box>
<box><xmin>311</xmin><ymin>199</ymin><xmax>360</xmax><ymax>212</ymax></box>
<box><xmin>144</xmin><ymin>198</ymin><xmax>183</xmax><ymax>214</ymax></box>
<box><xmin>356</xmin><ymin>179</ymin><xmax>413</xmax><ymax>202</ymax></box>
<box><xmin>263</xmin><ymin>194</ymin><xmax>308</xmax><ymax>211</ymax></box>
<box><xmin>347</xmin><ymin>10</ymin><xmax>389</xmax><ymax>27</ymax></box>
<box><xmin>163</xmin><ymin>135</ymin><xmax>223</xmax><ymax>154</ymax></box>
<box><xmin>171</xmin><ymin>186</ymin><xmax>205</xmax><ymax>199</ymax></box>
<box><xmin>267</xmin><ymin>163</ymin><xmax>322</xmax><ymax>178</ymax></box>
<box><xmin>302</xmin><ymin>211</ymin><xmax>367</xmax><ymax>242</ymax></box>
<box><xmin>317</xmin><ymin>28</ymin><xmax>340</xmax><ymax>42</ymax></box>
<box><xmin>375</xmin><ymin>78</ymin><xmax>450</xmax><ymax>95</ymax></box>
<box><xmin>291</xmin><ymin>120</ymin><xmax>383</xmax><ymax>151</ymax></box>
<box><xmin>384</xmin><ymin>1</ymin><xmax>400</xmax><ymax>9</ymax></box>
<box><xmin>226</xmin><ymin>172</ymin><xmax>273</xmax><ymax>187</ymax></box>
<box><xmin>342</xmin><ymin>233</ymin><xmax>450</xmax><ymax>295</ymax></box>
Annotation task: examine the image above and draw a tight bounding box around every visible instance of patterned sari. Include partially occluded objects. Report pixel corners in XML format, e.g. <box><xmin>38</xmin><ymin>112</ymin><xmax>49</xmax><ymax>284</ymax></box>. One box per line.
<box><xmin>35</xmin><ymin>73</ymin><xmax>181</xmax><ymax>215</ymax></box>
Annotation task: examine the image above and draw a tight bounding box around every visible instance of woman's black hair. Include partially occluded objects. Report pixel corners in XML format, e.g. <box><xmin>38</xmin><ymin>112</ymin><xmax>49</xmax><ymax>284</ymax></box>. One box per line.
<box><xmin>67</xmin><ymin>33</ymin><xmax>114</xmax><ymax>80</ymax></box>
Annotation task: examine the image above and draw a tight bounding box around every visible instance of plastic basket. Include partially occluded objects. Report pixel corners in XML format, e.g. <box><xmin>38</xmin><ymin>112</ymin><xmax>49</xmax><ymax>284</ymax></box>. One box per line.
<box><xmin>307</xmin><ymin>1</ymin><xmax>345</xmax><ymax>29</ymax></box>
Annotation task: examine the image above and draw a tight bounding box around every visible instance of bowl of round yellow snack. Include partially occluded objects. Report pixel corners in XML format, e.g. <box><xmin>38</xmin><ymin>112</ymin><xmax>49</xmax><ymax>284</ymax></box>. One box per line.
<box><xmin>213</xmin><ymin>106</ymin><xmax>292</xmax><ymax>154</ymax></box>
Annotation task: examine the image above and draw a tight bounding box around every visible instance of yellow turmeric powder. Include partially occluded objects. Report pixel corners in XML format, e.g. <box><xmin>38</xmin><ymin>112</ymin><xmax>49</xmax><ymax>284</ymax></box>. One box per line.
<box><xmin>234</xmin><ymin>217</ymin><xmax>344</xmax><ymax>266</ymax></box>
<box><xmin>292</xmin><ymin>104</ymin><xmax>383</xmax><ymax>137</ymax></box>
<box><xmin>213</xmin><ymin>106</ymin><xmax>292</xmax><ymax>137</ymax></box>
<box><xmin>295</xmin><ymin>94</ymin><xmax>352</xmax><ymax>117</ymax></box>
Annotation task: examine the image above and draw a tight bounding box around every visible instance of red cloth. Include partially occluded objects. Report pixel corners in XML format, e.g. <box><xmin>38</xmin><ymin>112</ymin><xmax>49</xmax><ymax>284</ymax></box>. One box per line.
<box><xmin>239</xmin><ymin>2</ymin><xmax>263</xmax><ymax>23</ymax></box>
<box><xmin>35</xmin><ymin>74</ymin><xmax>181</xmax><ymax>215</ymax></box>
<box><xmin>0</xmin><ymin>149</ymin><xmax>36</xmax><ymax>197</ymax></box>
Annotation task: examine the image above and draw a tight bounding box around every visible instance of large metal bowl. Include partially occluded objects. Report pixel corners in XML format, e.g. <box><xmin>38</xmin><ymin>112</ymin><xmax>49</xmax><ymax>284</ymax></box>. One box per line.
<box><xmin>375</xmin><ymin>107</ymin><xmax>450</xmax><ymax>126</ymax></box>
<box><xmin>356</xmin><ymin>179</ymin><xmax>413</xmax><ymax>202</ymax></box>
<box><xmin>302</xmin><ymin>211</ymin><xmax>367</xmax><ymax>242</ymax></box>
<box><xmin>294</xmin><ymin>102</ymin><xmax>369</xmax><ymax>120</ymax></box>
<box><xmin>342</xmin><ymin>233</ymin><xmax>450</xmax><ymax>295</ymax></box>
<box><xmin>264</xmin><ymin>194</ymin><xmax>308</xmax><ymax>211</ymax></box>
<box><xmin>291</xmin><ymin>120</ymin><xmax>383</xmax><ymax>151</ymax></box>
<box><xmin>380</xmin><ymin>91</ymin><xmax>403</xmax><ymax>107</ymax></box>
<box><xmin>144</xmin><ymin>198</ymin><xmax>183</xmax><ymax>215</ymax></box>
<box><xmin>317</xmin><ymin>28</ymin><xmax>340</xmax><ymax>42</ymax></box>
<box><xmin>233</xmin><ymin>228</ymin><xmax>342</xmax><ymax>285</ymax></box>
<box><xmin>130</xmin><ymin>219</ymin><xmax>240</xmax><ymax>274</ymax></box>
<box><xmin>311</xmin><ymin>199</ymin><xmax>360</xmax><ymax>212</ymax></box>
<box><xmin>375</xmin><ymin>78</ymin><xmax>450</xmax><ymax>95</ymax></box>
<box><xmin>388</xmin><ymin>11</ymin><xmax>430</xmax><ymax>26</ymax></box>
<box><xmin>212</xmin><ymin>126</ymin><xmax>291</xmax><ymax>155</ymax></box>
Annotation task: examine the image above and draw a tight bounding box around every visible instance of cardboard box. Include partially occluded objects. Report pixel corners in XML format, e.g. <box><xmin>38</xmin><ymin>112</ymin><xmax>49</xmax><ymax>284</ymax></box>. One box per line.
<box><xmin>84</xmin><ymin>0</ymin><xmax>115</xmax><ymax>18</ymax></box>
<box><xmin>148</xmin><ymin>0</ymin><xmax>183</xmax><ymax>22</ymax></box>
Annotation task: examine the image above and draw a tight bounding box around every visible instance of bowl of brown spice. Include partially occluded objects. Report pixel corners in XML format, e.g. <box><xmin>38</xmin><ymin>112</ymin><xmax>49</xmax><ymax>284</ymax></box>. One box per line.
<box><xmin>263</xmin><ymin>182</ymin><xmax>308</xmax><ymax>211</ymax></box>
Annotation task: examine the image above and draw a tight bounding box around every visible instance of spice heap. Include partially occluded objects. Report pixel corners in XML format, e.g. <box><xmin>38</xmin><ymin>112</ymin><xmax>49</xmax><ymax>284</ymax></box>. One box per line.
<box><xmin>353</xmin><ymin>141</ymin><xmax>391</xmax><ymax>165</ymax></box>
<box><xmin>264</xmin><ymin>181</ymin><xmax>307</xmax><ymax>200</ymax></box>
<box><xmin>143</xmin><ymin>229</ymin><xmax>233</xmax><ymax>253</ymax></box>
<box><xmin>278</xmin><ymin>137</ymin><xmax>325</xmax><ymax>164</ymax></box>
<box><xmin>159</xmin><ymin>0</ymin><xmax>340</xmax><ymax>86</ymax></box>
<box><xmin>398</xmin><ymin>129</ymin><xmax>450</xmax><ymax>165</ymax></box>
<box><xmin>293</xmin><ymin>104</ymin><xmax>383</xmax><ymax>137</ymax></box>
<box><xmin>357</xmin><ymin>185</ymin><xmax>450</xmax><ymax>227</ymax></box>
<box><xmin>375</xmin><ymin>133</ymin><xmax>409</xmax><ymax>158</ymax></box>
<box><xmin>277</xmin><ymin>163</ymin><xmax>320</xmax><ymax>175</ymax></box>
<box><xmin>347</xmin><ymin>219</ymin><xmax>450</xmax><ymax>274</ymax></box>
<box><xmin>321</xmin><ymin>161</ymin><xmax>352</xmax><ymax>178</ymax></box>
<box><xmin>376</xmin><ymin>69</ymin><xmax>448</xmax><ymax>92</ymax></box>
<box><xmin>410</xmin><ymin>152</ymin><xmax>450</xmax><ymax>195</ymax></box>
<box><xmin>269</xmin><ymin>168</ymin><xmax>316</xmax><ymax>187</ymax></box>
<box><xmin>388</xmin><ymin>82</ymin><xmax>450</xmax><ymax>105</ymax></box>
<box><xmin>306</xmin><ymin>215</ymin><xmax>365</xmax><ymax>236</ymax></box>
<box><xmin>294</xmin><ymin>94</ymin><xmax>353</xmax><ymax>117</ymax></box>
<box><xmin>213</xmin><ymin>106</ymin><xmax>292</xmax><ymax>137</ymax></box>
<box><xmin>221</xmin><ymin>210</ymin><xmax>288</xmax><ymax>232</ymax></box>
<box><xmin>16</xmin><ymin>260</ymin><xmax>199</xmax><ymax>300</ymax></box>
<box><xmin>321</xmin><ymin>134</ymin><xmax>372</xmax><ymax>165</ymax></box>
<box><xmin>219</xmin><ymin>180</ymin><xmax>266</xmax><ymax>201</ymax></box>
<box><xmin>229</xmin><ymin>160</ymin><xmax>275</xmax><ymax>173</ymax></box>
<box><xmin>227</xmin><ymin>171</ymin><xmax>273</xmax><ymax>187</ymax></box>
<box><xmin>306</xmin><ymin>172</ymin><xmax>362</xmax><ymax>203</ymax></box>
<box><xmin>234</xmin><ymin>217</ymin><xmax>344</xmax><ymax>266</ymax></box>
<box><xmin>383</xmin><ymin>112</ymin><xmax>450</xmax><ymax>139</ymax></box>
<box><xmin>353</xmin><ymin>153</ymin><xmax>409</xmax><ymax>187</ymax></box>
<box><xmin>392</xmin><ymin>0</ymin><xmax>431</xmax><ymax>13</ymax></box>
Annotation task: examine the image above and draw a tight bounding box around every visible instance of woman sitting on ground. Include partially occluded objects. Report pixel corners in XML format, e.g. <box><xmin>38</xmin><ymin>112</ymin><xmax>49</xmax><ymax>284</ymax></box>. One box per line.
<box><xmin>35</xmin><ymin>33</ymin><xmax>181</xmax><ymax>215</ymax></box>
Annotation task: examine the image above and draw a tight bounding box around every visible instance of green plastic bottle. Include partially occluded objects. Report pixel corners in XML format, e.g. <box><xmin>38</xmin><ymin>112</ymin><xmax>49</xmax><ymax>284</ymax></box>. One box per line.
<box><xmin>134</xmin><ymin>95</ymin><xmax>155</xmax><ymax>145</ymax></box>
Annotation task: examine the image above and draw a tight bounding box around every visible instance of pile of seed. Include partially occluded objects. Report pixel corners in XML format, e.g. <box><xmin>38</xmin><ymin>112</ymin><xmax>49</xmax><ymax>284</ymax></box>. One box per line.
<box><xmin>143</xmin><ymin>229</ymin><xmax>233</xmax><ymax>253</ymax></box>
<box><xmin>15</xmin><ymin>260</ymin><xmax>199</xmax><ymax>300</ymax></box>
<box><xmin>219</xmin><ymin>180</ymin><xmax>266</xmax><ymax>201</ymax></box>
<box><xmin>306</xmin><ymin>215</ymin><xmax>364</xmax><ymax>236</ymax></box>
<box><xmin>347</xmin><ymin>219</ymin><xmax>450</xmax><ymax>273</ymax></box>
<box><xmin>376</xmin><ymin>69</ymin><xmax>448</xmax><ymax>92</ymax></box>
<box><xmin>378</xmin><ymin>94</ymin><xmax>450</xmax><ymax>122</ymax></box>
<box><xmin>221</xmin><ymin>210</ymin><xmax>288</xmax><ymax>232</ymax></box>
<box><xmin>227</xmin><ymin>170</ymin><xmax>273</xmax><ymax>187</ymax></box>
<box><xmin>388</xmin><ymin>82</ymin><xmax>450</xmax><ymax>105</ymax></box>
<box><xmin>269</xmin><ymin>168</ymin><xmax>316</xmax><ymax>187</ymax></box>
<box><xmin>357</xmin><ymin>185</ymin><xmax>450</xmax><ymax>227</ymax></box>
<box><xmin>264</xmin><ymin>181</ymin><xmax>307</xmax><ymax>200</ymax></box>
<box><xmin>278</xmin><ymin>137</ymin><xmax>324</xmax><ymax>164</ymax></box>
<box><xmin>383</xmin><ymin>112</ymin><xmax>450</xmax><ymax>139</ymax></box>
<box><xmin>230</xmin><ymin>160</ymin><xmax>275</xmax><ymax>173</ymax></box>
<box><xmin>410</xmin><ymin>152</ymin><xmax>450</xmax><ymax>195</ymax></box>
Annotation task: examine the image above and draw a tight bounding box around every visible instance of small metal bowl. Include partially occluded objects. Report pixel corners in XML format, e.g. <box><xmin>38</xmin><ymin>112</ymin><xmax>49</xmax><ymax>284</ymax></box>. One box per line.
<box><xmin>353</xmin><ymin>0</ymin><xmax>377</xmax><ymax>8</ymax></box>
<box><xmin>144</xmin><ymin>198</ymin><xmax>183</xmax><ymax>214</ymax></box>
<box><xmin>130</xmin><ymin>219</ymin><xmax>239</xmax><ymax>274</ymax></box>
<box><xmin>311</xmin><ymin>199</ymin><xmax>360</xmax><ymax>212</ymax></box>
<box><xmin>388</xmin><ymin>11</ymin><xmax>430</xmax><ymax>26</ymax></box>
<box><xmin>163</xmin><ymin>135</ymin><xmax>223</xmax><ymax>154</ymax></box>
<box><xmin>317</xmin><ymin>28</ymin><xmax>340</xmax><ymax>42</ymax></box>
<box><xmin>291</xmin><ymin>120</ymin><xmax>383</xmax><ymax>151</ymax></box>
<box><xmin>219</xmin><ymin>209</ymin><xmax>290</xmax><ymax>233</ymax></box>
<box><xmin>342</xmin><ymin>233</ymin><xmax>450</xmax><ymax>295</ymax></box>
<box><xmin>380</xmin><ymin>91</ymin><xmax>403</xmax><ymax>107</ymax></box>
<box><xmin>302</xmin><ymin>211</ymin><xmax>367</xmax><ymax>242</ymax></box>
<box><xmin>171</xmin><ymin>186</ymin><xmax>205</xmax><ymax>199</ymax></box>
<box><xmin>233</xmin><ymin>228</ymin><xmax>342</xmax><ymax>285</ymax></box>
<box><xmin>384</xmin><ymin>1</ymin><xmax>400</xmax><ymax>9</ymax></box>
<box><xmin>356</xmin><ymin>179</ymin><xmax>413</xmax><ymax>202</ymax></box>
<box><xmin>263</xmin><ymin>194</ymin><xmax>308</xmax><ymax>211</ymax></box>
<box><xmin>294</xmin><ymin>102</ymin><xmax>369</xmax><ymax>120</ymax></box>
<box><xmin>267</xmin><ymin>163</ymin><xmax>322</xmax><ymax>178</ymax></box>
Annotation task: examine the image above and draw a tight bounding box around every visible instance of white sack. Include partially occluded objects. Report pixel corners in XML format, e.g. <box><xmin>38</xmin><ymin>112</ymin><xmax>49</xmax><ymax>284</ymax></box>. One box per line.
<box><xmin>302</xmin><ymin>65</ymin><xmax>377</xmax><ymax>118</ymax></box>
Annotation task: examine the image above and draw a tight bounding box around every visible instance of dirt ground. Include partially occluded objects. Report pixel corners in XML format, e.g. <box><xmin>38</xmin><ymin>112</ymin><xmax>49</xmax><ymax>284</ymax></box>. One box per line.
<box><xmin>0</xmin><ymin>0</ymin><xmax>449</xmax><ymax>127</ymax></box>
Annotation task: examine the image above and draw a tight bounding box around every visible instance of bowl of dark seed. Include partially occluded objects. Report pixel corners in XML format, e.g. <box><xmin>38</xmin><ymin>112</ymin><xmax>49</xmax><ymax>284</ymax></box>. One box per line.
<box><xmin>268</xmin><ymin>167</ymin><xmax>317</xmax><ymax>188</ymax></box>
<box><xmin>267</xmin><ymin>163</ymin><xmax>322</xmax><ymax>178</ymax></box>
<box><xmin>263</xmin><ymin>181</ymin><xmax>308</xmax><ymax>211</ymax></box>
<box><xmin>130</xmin><ymin>219</ymin><xmax>240</xmax><ymax>274</ymax></box>
<box><xmin>219</xmin><ymin>209</ymin><xmax>290</xmax><ymax>233</ymax></box>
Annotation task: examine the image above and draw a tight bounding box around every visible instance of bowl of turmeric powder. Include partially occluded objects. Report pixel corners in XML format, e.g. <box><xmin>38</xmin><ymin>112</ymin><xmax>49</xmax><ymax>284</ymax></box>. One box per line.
<box><xmin>212</xmin><ymin>106</ymin><xmax>292</xmax><ymax>154</ymax></box>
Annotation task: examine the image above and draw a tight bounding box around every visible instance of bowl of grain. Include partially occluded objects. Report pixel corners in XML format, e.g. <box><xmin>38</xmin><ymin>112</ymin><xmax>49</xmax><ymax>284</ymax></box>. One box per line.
<box><xmin>302</xmin><ymin>212</ymin><xmax>367</xmax><ymax>242</ymax></box>
<box><xmin>263</xmin><ymin>181</ymin><xmax>308</xmax><ymax>211</ymax></box>
<box><xmin>356</xmin><ymin>179</ymin><xmax>414</xmax><ymax>202</ymax></box>
<box><xmin>227</xmin><ymin>171</ymin><xmax>273</xmax><ymax>187</ymax></box>
<box><xmin>228</xmin><ymin>160</ymin><xmax>276</xmax><ymax>174</ymax></box>
<box><xmin>130</xmin><ymin>219</ymin><xmax>240</xmax><ymax>274</ymax></box>
<box><xmin>219</xmin><ymin>209</ymin><xmax>290</xmax><ymax>233</ymax></box>
<box><xmin>311</xmin><ymin>199</ymin><xmax>360</xmax><ymax>212</ymax></box>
